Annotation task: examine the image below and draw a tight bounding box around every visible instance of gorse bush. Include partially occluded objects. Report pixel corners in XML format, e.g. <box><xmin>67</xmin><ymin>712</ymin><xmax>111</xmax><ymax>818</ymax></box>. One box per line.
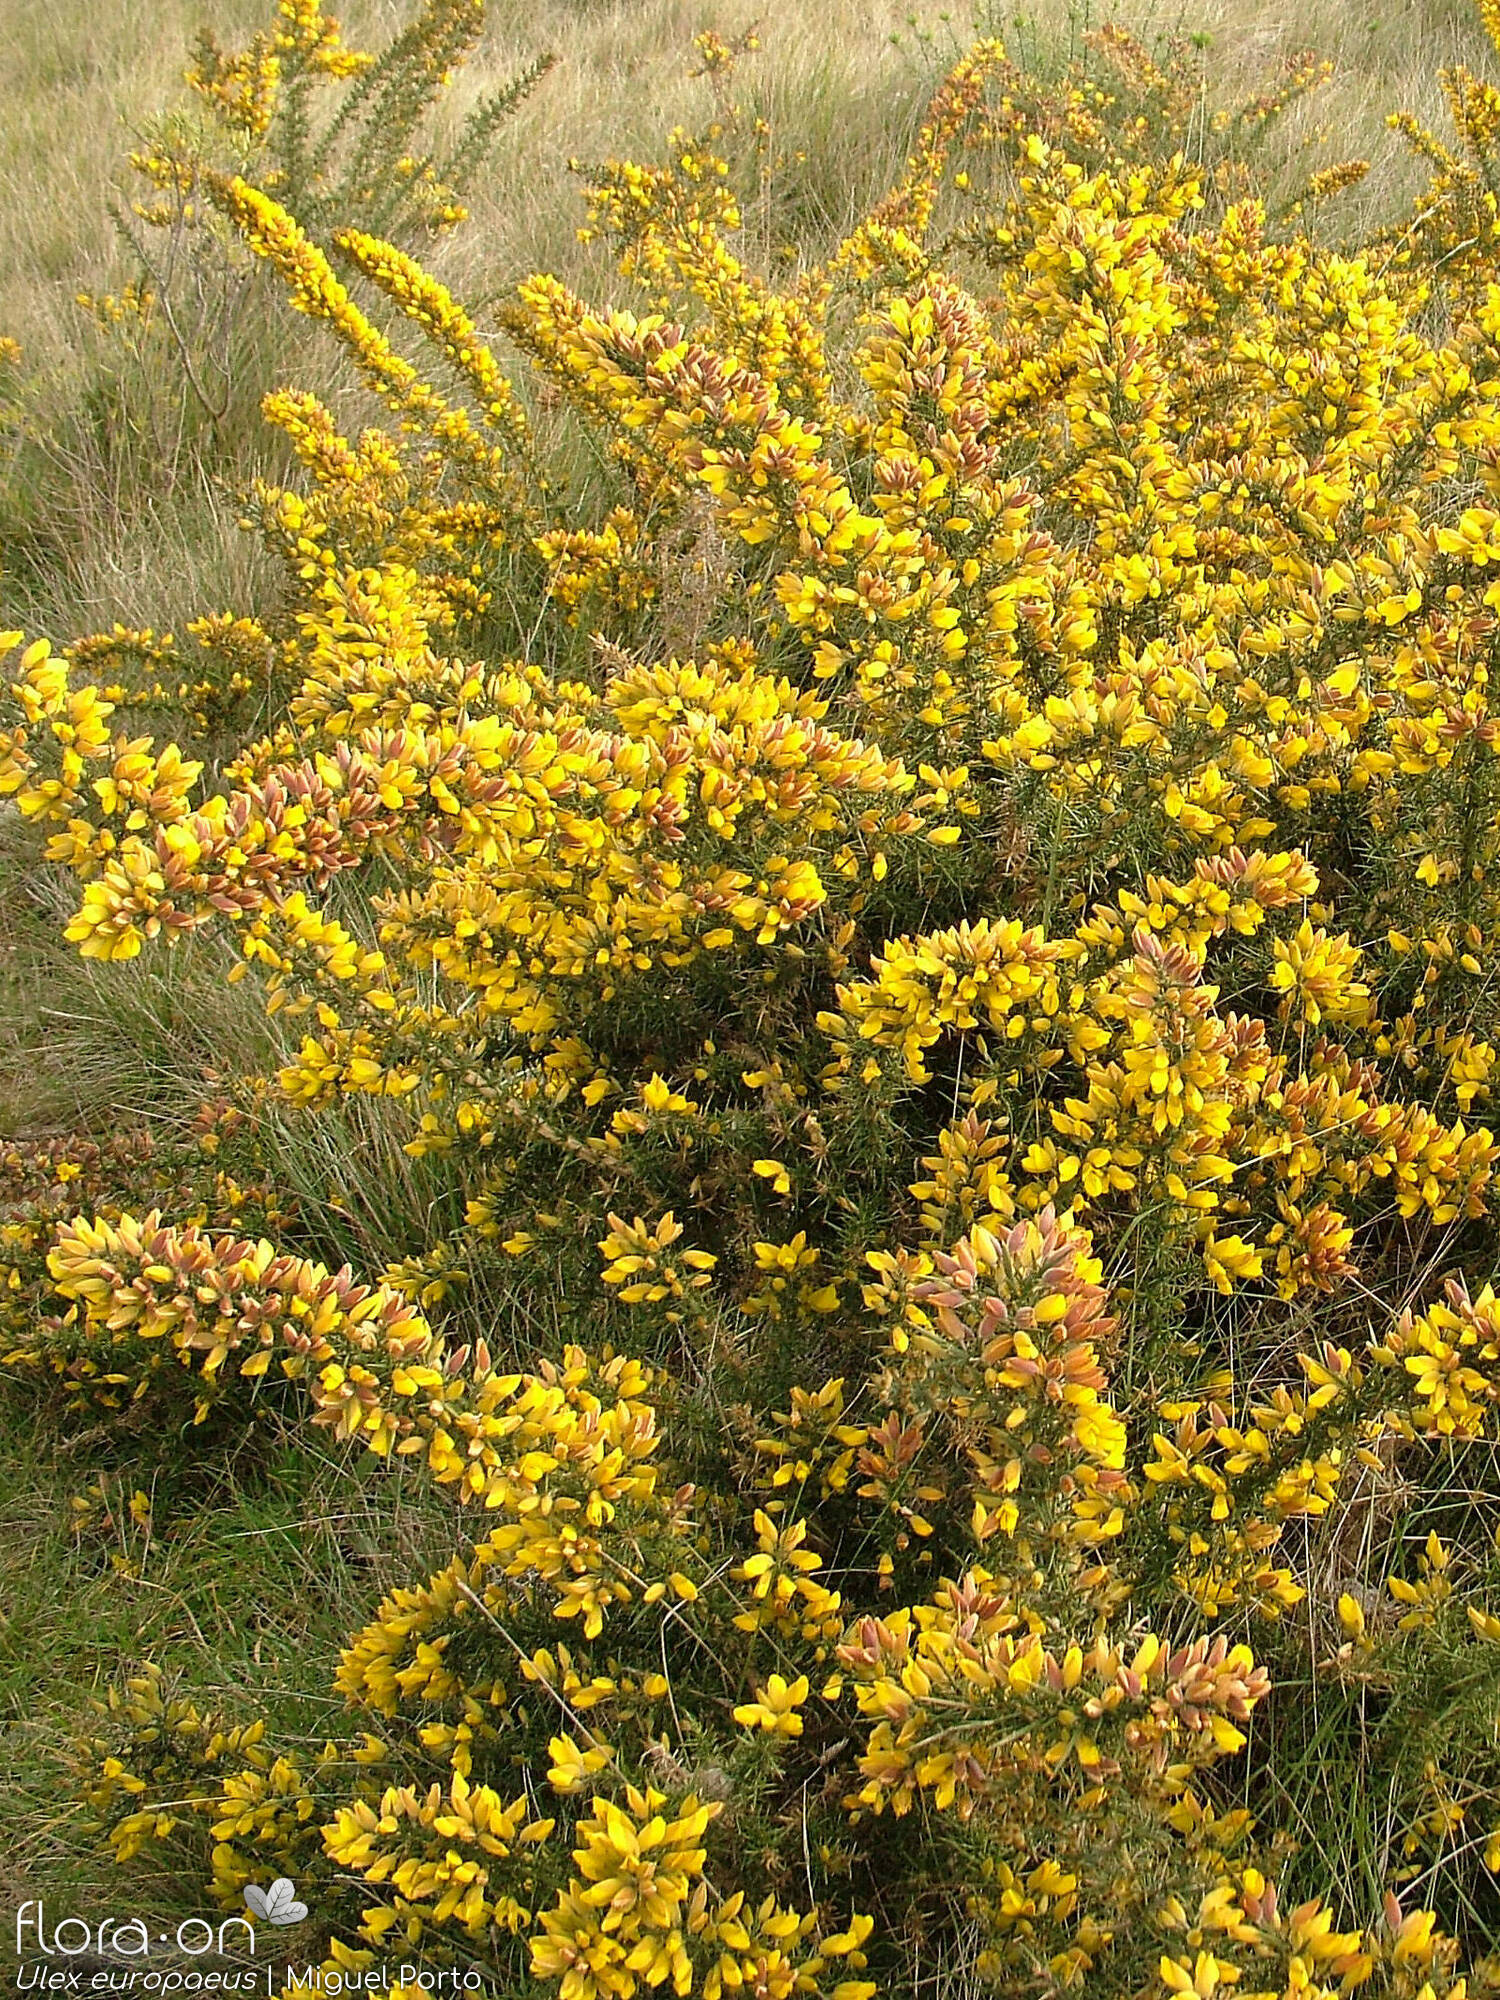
<box><xmin>17</xmin><ymin>0</ymin><xmax>1500</xmax><ymax>1993</ymax></box>
<box><xmin>0</xmin><ymin>0</ymin><xmax>551</xmax><ymax>655</ymax></box>
<box><xmin>172</xmin><ymin>0</ymin><xmax>554</xmax><ymax>239</ymax></box>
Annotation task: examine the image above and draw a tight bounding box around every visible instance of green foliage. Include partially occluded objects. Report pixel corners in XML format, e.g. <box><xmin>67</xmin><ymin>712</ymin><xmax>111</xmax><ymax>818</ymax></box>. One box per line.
<box><xmin>15</xmin><ymin>2</ymin><xmax>1500</xmax><ymax>1996</ymax></box>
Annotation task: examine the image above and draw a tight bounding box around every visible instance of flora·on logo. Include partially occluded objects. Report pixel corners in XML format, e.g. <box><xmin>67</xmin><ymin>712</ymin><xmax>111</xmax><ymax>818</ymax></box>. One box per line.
<box><xmin>15</xmin><ymin>1902</ymin><xmax>256</xmax><ymax>1958</ymax></box>
<box><xmin>242</xmin><ymin>1879</ymin><xmax>308</xmax><ymax>1927</ymax></box>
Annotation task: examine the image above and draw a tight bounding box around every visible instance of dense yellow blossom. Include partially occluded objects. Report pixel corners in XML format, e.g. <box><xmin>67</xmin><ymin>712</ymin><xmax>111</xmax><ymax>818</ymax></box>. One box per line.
<box><xmin>26</xmin><ymin>3</ymin><xmax>1500</xmax><ymax>1994</ymax></box>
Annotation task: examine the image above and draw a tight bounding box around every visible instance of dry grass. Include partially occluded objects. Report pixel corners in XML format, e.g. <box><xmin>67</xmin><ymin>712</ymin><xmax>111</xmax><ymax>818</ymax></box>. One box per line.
<box><xmin>1159</xmin><ymin>0</ymin><xmax>1483</xmax><ymax>227</ymax></box>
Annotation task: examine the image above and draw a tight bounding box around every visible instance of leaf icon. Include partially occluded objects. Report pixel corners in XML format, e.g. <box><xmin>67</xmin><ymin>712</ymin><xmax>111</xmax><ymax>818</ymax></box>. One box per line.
<box><xmin>244</xmin><ymin>1878</ymin><xmax>308</xmax><ymax>1926</ymax></box>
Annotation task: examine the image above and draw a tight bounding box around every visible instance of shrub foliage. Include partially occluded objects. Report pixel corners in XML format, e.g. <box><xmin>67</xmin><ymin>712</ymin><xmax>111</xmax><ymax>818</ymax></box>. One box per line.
<box><xmin>13</xmin><ymin>1</ymin><xmax>1500</xmax><ymax>1994</ymax></box>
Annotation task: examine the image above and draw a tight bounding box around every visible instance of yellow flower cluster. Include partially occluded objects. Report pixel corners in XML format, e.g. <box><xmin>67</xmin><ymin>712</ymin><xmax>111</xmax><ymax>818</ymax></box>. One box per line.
<box><xmin>21</xmin><ymin>1210</ymin><xmax>436</xmax><ymax>1434</ymax></box>
<box><xmin>186</xmin><ymin>0</ymin><xmax>370</xmax><ymax>142</ymax></box>
<box><xmin>37</xmin><ymin>1</ymin><xmax>1500</xmax><ymax>1992</ymax></box>
<box><xmin>76</xmin><ymin>1663</ymin><xmax>335</xmax><ymax>1888</ymax></box>
<box><xmin>839</xmin><ymin>1598</ymin><xmax>1268</xmax><ymax>1818</ymax></box>
<box><xmin>531</xmin><ymin>1788</ymin><xmax>875</xmax><ymax>2000</ymax></box>
<box><xmin>151</xmin><ymin>0</ymin><xmax>546</xmax><ymax>246</ymax></box>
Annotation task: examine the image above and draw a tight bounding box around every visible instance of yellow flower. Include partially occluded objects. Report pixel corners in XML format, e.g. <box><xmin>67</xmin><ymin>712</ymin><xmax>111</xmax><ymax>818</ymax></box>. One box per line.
<box><xmin>733</xmin><ymin>1672</ymin><xmax>810</xmax><ymax>1736</ymax></box>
